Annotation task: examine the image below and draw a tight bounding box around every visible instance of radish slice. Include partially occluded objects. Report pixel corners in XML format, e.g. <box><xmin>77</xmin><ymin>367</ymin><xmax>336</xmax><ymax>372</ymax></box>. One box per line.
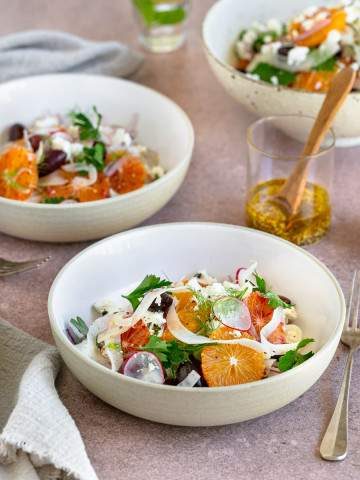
<box><xmin>235</xmin><ymin>268</ymin><xmax>245</xmax><ymax>284</ymax></box>
<box><xmin>166</xmin><ymin>301</ymin><xmax>270</xmax><ymax>357</ymax></box>
<box><xmin>260</xmin><ymin>308</ymin><xmax>298</xmax><ymax>355</ymax></box>
<box><xmin>237</xmin><ymin>262</ymin><xmax>257</xmax><ymax>284</ymax></box>
<box><xmin>178</xmin><ymin>370</ymin><xmax>201</xmax><ymax>387</ymax></box>
<box><xmin>213</xmin><ymin>297</ymin><xmax>251</xmax><ymax>331</ymax></box>
<box><xmin>122</xmin><ymin>351</ymin><xmax>165</xmax><ymax>384</ymax></box>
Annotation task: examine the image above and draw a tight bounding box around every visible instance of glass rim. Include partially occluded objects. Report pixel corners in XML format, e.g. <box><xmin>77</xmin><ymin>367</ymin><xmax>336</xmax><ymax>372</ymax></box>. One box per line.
<box><xmin>246</xmin><ymin>114</ymin><xmax>336</xmax><ymax>161</ymax></box>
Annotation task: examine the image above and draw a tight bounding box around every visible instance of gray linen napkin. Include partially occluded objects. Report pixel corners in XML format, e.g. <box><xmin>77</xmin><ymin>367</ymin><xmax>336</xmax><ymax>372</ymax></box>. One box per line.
<box><xmin>0</xmin><ymin>30</ymin><xmax>143</xmax><ymax>83</ymax></box>
<box><xmin>0</xmin><ymin>319</ymin><xmax>99</xmax><ymax>480</ymax></box>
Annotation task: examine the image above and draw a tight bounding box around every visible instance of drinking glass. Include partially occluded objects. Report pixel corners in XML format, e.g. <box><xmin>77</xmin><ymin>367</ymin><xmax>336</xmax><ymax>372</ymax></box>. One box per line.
<box><xmin>246</xmin><ymin>115</ymin><xmax>335</xmax><ymax>246</ymax></box>
<box><xmin>131</xmin><ymin>0</ymin><xmax>191</xmax><ymax>53</ymax></box>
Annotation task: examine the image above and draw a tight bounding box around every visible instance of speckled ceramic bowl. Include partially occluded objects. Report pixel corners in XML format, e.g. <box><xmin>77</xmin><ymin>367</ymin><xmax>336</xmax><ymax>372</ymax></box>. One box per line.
<box><xmin>48</xmin><ymin>223</ymin><xmax>345</xmax><ymax>426</ymax></box>
<box><xmin>203</xmin><ymin>0</ymin><xmax>360</xmax><ymax>147</ymax></box>
<box><xmin>0</xmin><ymin>74</ymin><xmax>194</xmax><ymax>242</ymax></box>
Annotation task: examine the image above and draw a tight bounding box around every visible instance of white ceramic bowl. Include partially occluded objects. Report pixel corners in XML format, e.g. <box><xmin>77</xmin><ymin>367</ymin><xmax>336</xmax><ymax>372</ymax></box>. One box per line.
<box><xmin>203</xmin><ymin>0</ymin><xmax>360</xmax><ymax>147</ymax></box>
<box><xmin>0</xmin><ymin>74</ymin><xmax>194</xmax><ymax>242</ymax></box>
<box><xmin>48</xmin><ymin>223</ymin><xmax>345</xmax><ymax>426</ymax></box>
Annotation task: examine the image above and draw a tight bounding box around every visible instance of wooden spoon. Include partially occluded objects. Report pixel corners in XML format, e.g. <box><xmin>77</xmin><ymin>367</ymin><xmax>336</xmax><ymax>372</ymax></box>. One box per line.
<box><xmin>272</xmin><ymin>67</ymin><xmax>356</xmax><ymax>217</ymax></box>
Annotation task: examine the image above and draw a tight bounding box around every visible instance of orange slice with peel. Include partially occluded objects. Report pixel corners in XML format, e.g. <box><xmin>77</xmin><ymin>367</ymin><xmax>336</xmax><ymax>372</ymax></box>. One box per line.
<box><xmin>201</xmin><ymin>344</ymin><xmax>265</xmax><ymax>387</ymax></box>
<box><xmin>0</xmin><ymin>144</ymin><xmax>38</xmax><ymax>200</ymax></box>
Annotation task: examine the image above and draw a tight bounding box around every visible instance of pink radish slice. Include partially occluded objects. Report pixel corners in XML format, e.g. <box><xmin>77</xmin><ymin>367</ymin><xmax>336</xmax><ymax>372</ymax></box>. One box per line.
<box><xmin>235</xmin><ymin>267</ymin><xmax>246</xmax><ymax>284</ymax></box>
<box><xmin>122</xmin><ymin>351</ymin><xmax>165</xmax><ymax>384</ymax></box>
<box><xmin>213</xmin><ymin>297</ymin><xmax>251</xmax><ymax>331</ymax></box>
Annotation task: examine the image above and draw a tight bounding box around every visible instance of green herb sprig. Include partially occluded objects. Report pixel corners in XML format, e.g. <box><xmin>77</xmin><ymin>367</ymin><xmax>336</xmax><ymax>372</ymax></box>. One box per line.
<box><xmin>42</xmin><ymin>196</ymin><xmax>65</xmax><ymax>204</ymax></box>
<box><xmin>141</xmin><ymin>335</ymin><xmax>206</xmax><ymax>379</ymax></box>
<box><xmin>278</xmin><ymin>338</ymin><xmax>315</xmax><ymax>372</ymax></box>
<box><xmin>122</xmin><ymin>275</ymin><xmax>172</xmax><ymax>310</ymax></box>
<box><xmin>69</xmin><ymin>106</ymin><xmax>102</xmax><ymax>141</ymax></box>
<box><xmin>76</xmin><ymin>142</ymin><xmax>106</xmax><ymax>172</ymax></box>
<box><xmin>253</xmin><ymin>273</ymin><xmax>293</xmax><ymax>309</ymax></box>
<box><xmin>250</xmin><ymin>63</ymin><xmax>296</xmax><ymax>86</ymax></box>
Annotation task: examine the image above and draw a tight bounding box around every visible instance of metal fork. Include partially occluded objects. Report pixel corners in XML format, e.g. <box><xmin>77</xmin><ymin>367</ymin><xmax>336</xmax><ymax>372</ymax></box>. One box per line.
<box><xmin>0</xmin><ymin>256</ymin><xmax>50</xmax><ymax>277</ymax></box>
<box><xmin>320</xmin><ymin>270</ymin><xmax>360</xmax><ymax>461</ymax></box>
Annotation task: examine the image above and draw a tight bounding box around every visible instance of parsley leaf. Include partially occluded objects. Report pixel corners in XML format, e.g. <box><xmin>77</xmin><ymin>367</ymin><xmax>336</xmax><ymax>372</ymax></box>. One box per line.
<box><xmin>278</xmin><ymin>338</ymin><xmax>315</xmax><ymax>372</ymax></box>
<box><xmin>225</xmin><ymin>286</ymin><xmax>248</xmax><ymax>300</ymax></box>
<box><xmin>253</xmin><ymin>273</ymin><xmax>293</xmax><ymax>309</ymax></box>
<box><xmin>42</xmin><ymin>196</ymin><xmax>65</xmax><ymax>204</ymax></box>
<box><xmin>76</xmin><ymin>142</ymin><xmax>106</xmax><ymax>172</ymax></box>
<box><xmin>69</xmin><ymin>106</ymin><xmax>102</xmax><ymax>141</ymax></box>
<box><xmin>141</xmin><ymin>336</ymin><xmax>206</xmax><ymax>379</ymax></box>
<box><xmin>70</xmin><ymin>316</ymin><xmax>89</xmax><ymax>337</ymax></box>
<box><xmin>251</xmin><ymin>63</ymin><xmax>296</xmax><ymax>86</ymax></box>
<box><xmin>122</xmin><ymin>275</ymin><xmax>172</xmax><ymax>310</ymax></box>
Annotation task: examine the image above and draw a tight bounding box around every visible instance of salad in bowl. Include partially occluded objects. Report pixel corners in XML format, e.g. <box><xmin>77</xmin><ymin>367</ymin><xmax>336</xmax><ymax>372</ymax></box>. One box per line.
<box><xmin>67</xmin><ymin>263</ymin><xmax>314</xmax><ymax>388</ymax></box>
<box><xmin>0</xmin><ymin>107</ymin><xmax>164</xmax><ymax>204</ymax></box>
<box><xmin>234</xmin><ymin>0</ymin><xmax>360</xmax><ymax>92</ymax></box>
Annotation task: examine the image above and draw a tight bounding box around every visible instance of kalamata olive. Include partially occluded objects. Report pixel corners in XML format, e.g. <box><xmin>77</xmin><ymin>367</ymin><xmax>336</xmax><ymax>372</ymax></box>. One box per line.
<box><xmin>278</xmin><ymin>45</ymin><xmax>294</xmax><ymax>58</ymax></box>
<box><xmin>9</xmin><ymin>123</ymin><xmax>25</xmax><ymax>141</ymax></box>
<box><xmin>38</xmin><ymin>149</ymin><xmax>67</xmax><ymax>177</ymax></box>
<box><xmin>176</xmin><ymin>361</ymin><xmax>204</xmax><ymax>387</ymax></box>
<box><xmin>149</xmin><ymin>293</ymin><xmax>173</xmax><ymax>317</ymax></box>
<box><xmin>29</xmin><ymin>134</ymin><xmax>42</xmax><ymax>152</ymax></box>
<box><xmin>279</xmin><ymin>295</ymin><xmax>292</xmax><ymax>305</ymax></box>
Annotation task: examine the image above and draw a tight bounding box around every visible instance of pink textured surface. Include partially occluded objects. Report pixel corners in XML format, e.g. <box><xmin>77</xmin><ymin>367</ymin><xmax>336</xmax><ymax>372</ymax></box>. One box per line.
<box><xmin>0</xmin><ymin>1</ymin><xmax>360</xmax><ymax>478</ymax></box>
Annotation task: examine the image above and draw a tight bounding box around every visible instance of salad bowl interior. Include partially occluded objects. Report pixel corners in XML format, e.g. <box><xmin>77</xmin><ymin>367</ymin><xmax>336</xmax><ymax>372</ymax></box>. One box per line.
<box><xmin>203</xmin><ymin>0</ymin><xmax>360</xmax><ymax>146</ymax></box>
<box><xmin>49</xmin><ymin>223</ymin><xmax>345</xmax><ymax>426</ymax></box>
<box><xmin>0</xmin><ymin>74</ymin><xmax>193</xmax><ymax>242</ymax></box>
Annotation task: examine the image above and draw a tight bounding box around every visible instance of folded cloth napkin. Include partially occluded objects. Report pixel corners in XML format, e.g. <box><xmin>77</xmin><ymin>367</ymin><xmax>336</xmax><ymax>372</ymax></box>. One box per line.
<box><xmin>0</xmin><ymin>30</ymin><xmax>143</xmax><ymax>83</ymax></box>
<box><xmin>0</xmin><ymin>319</ymin><xmax>98</xmax><ymax>480</ymax></box>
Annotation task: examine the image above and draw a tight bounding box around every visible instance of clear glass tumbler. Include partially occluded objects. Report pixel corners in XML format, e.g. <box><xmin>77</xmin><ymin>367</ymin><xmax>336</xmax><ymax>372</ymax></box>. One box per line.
<box><xmin>131</xmin><ymin>0</ymin><xmax>191</xmax><ymax>53</ymax></box>
<box><xmin>245</xmin><ymin>115</ymin><xmax>335</xmax><ymax>246</ymax></box>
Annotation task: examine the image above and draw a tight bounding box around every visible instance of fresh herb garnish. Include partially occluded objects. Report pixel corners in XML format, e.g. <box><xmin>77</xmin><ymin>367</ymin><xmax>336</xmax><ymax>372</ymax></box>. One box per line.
<box><xmin>76</xmin><ymin>142</ymin><xmax>106</xmax><ymax>172</ymax></box>
<box><xmin>133</xmin><ymin>0</ymin><xmax>186</xmax><ymax>26</ymax></box>
<box><xmin>314</xmin><ymin>56</ymin><xmax>337</xmax><ymax>72</ymax></box>
<box><xmin>254</xmin><ymin>273</ymin><xmax>293</xmax><ymax>309</ymax></box>
<box><xmin>278</xmin><ymin>338</ymin><xmax>315</xmax><ymax>372</ymax></box>
<box><xmin>225</xmin><ymin>286</ymin><xmax>248</xmax><ymax>300</ymax></box>
<box><xmin>107</xmin><ymin>342</ymin><xmax>121</xmax><ymax>351</ymax></box>
<box><xmin>250</xmin><ymin>63</ymin><xmax>296</xmax><ymax>86</ymax></box>
<box><xmin>253</xmin><ymin>31</ymin><xmax>279</xmax><ymax>53</ymax></box>
<box><xmin>69</xmin><ymin>106</ymin><xmax>102</xmax><ymax>141</ymax></box>
<box><xmin>70</xmin><ymin>316</ymin><xmax>89</xmax><ymax>337</ymax></box>
<box><xmin>141</xmin><ymin>336</ymin><xmax>206</xmax><ymax>379</ymax></box>
<box><xmin>42</xmin><ymin>196</ymin><xmax>65</xmax><ymax>204</ymax></box>
<box><xmin>190</xmin><ymin>289</ymin><xmax>218</xmax><ymax>336</ymax></box>
<box><xmin>122</xmin><ymin>275</ymin><xmax>172</xmax><ymax>311</ymax></box>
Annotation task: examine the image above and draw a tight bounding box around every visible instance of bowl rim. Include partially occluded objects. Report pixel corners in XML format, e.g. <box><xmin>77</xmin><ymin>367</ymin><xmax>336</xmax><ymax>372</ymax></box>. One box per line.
<box><xmin>48</xmin><ymin>222</ymin><xmax>346</xmax><ymax>393</ymax></box>
<box><xmin>0</xmin><ymin>73</ymin><xmax>194</xmax><ymax>210</ymax></box>
<box><xmin>202</xmin><ymin>0</ymin><xmax>360</xmax><ymax>98</ymax></box>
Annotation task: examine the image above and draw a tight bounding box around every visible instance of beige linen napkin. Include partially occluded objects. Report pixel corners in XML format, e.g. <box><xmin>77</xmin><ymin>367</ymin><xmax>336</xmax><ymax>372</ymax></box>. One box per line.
<box><xmin>0</xmin><ymin>319</ymin><xmax>98</xmax><ymax>480</ymax></box>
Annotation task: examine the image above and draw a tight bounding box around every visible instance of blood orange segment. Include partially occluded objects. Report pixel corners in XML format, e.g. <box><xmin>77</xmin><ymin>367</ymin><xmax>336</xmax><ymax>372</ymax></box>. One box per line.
<box><xmin>110</xmin><ymin>156</ymin><xmax>148</xmax><ymax>194</ymax></box>
<box><xmin>210</xmin><ymin>325</ymin><xmax>255</xmax><ymax>341</ymax></box>
<box><xmin>246</xmin><ymin>292</ymin><xmax>286</xmax><ymax>344</ymax></box>
<box><xmin>121</xmin><ymin>320</ymin><xmax>150</xmax><ymax>354</ymax></box>
<box><xmin>0</xmin><ymin>144</ymin><xmax>38</xmax><ymax>200</ymax></box>
<box><xmin>201</xmin><ymin>344</ymin><xmax>265</xmax><ymax>387</ymax></box>
<box><xmin>75</xmin><ymin>174</ymin><xmax>110</xmax><ymax>202</ymax></box>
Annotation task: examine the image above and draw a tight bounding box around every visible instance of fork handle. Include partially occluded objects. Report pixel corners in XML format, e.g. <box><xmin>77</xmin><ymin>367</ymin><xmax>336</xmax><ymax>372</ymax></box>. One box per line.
<box><xmin>320</xmin><ymin>349</ymin><xmax>354</xmax><ymax>461</ymax></box>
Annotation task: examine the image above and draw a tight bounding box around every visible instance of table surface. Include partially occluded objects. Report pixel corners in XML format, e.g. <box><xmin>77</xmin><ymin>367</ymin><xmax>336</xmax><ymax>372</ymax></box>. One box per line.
<box><xmin>1</xmin><ymin>1</ymin><xmax>360</xmax><ymax>479</ymax></box>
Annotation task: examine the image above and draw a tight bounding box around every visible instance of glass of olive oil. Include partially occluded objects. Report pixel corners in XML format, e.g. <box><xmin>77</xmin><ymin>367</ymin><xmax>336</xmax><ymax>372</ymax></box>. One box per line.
<box><xmin>246</xmin><ymin>115</ymin><xmax>335</xmax><ymax>246</ymax></box>
<box><xmin>131</xmin><ymin>0</ymin><xmax>191</xmax><ymax>53</ymax></box>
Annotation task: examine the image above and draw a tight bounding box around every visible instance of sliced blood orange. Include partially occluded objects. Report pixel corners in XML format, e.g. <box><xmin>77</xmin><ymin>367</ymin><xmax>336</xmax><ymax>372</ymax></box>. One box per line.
<box><xmin>121</xmin><ymin>320</ymin><xmax>150</xmax><ymax>354</ymax></box>
<box><xmin>162</xmin><ymin>291</ymin><xmax>201</xmax><ymax>341</ymax></box>
<box><xmin>75</xmin><ymin>174</ymin><xmax>110</xmax><ymax>202</ymax></box>
<box><xmin>110</xmin><ymin>156</ymin><xmax>148</xmax><ymax>194</ymax></box>
<box><xmin>201</xmin><ymin>344</ymin><xmax>265</xmax><ymax>387</ymax></box>
<box><xmin>0</xmin><ymin>144</ymin><xmax>38</xmax><ymax>200</ymax></box>
<box><xmin>245</xmin><ymin>292</ymin><xmax>286</xmax><ymax>344</ymax></box>
<box><xmin>210</xmin><ymin>325</ymin><xmax>255</xmax><ymax>341</ymax></box>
